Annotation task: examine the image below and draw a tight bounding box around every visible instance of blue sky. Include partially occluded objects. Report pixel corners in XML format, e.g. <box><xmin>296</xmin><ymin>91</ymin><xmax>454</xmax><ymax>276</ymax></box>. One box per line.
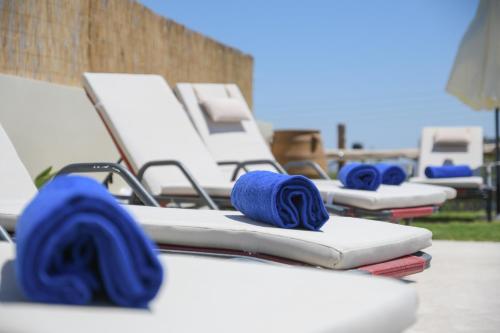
<box><xmin>140</xmin><ymin>0</ymin><xmax>492</xmax><ymax>149</ymax></box>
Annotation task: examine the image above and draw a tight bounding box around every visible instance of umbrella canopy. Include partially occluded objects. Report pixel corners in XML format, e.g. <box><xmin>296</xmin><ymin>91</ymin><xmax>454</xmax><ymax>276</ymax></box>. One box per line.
<box><xmin>447</xmin><ymin>0</ymin><xmax>500</xmax><ymax>110</ymax></box>
<box><xmin>446</xmin><ymin>0</ymin><xmax>500</xmax><ymax>217</ymax></box>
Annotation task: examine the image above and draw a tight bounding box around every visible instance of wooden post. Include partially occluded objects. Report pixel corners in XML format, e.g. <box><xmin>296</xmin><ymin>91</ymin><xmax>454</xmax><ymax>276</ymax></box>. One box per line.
<box><xmin>338</xmin><ymin>123</ymin><xmax>346</xmax><ymax>169</ymax></box>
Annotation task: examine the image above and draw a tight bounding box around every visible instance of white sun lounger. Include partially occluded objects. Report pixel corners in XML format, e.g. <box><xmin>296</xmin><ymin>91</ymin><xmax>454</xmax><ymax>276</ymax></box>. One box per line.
<box><xmin>0</xmin><ymin>122</ymin><xmax>431</xmax><ymax>276</ymax></box>
<box><xmin>409</xmin><ymin>127</ymin><xmax>493</xmax><ymax>220</ymax></box>
<box><xmin>82</xmin><ymin>73</ymin><xmax>453</xmax><ymax>220</ymax></box>
<box><xmin>410</xmin><ymin>127</ymin><xmax>484</xmax><ymax>188</ymax></box>
<box><xmin>0</xmin><ymin>242</ymin><xmax>418</xmax><ymax>333</ymax></box>
<box><xmin>174</xmin><ymin>82</ymin><xmax>456</xmax><ymax>218</ymax></box>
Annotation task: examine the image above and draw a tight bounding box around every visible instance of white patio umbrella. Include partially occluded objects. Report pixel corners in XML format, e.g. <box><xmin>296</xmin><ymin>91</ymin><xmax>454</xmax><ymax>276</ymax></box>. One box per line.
<box><xmin>446</xmin><ymin>0</ymin><xmax>500</xmax><ymax>216</ymax></box>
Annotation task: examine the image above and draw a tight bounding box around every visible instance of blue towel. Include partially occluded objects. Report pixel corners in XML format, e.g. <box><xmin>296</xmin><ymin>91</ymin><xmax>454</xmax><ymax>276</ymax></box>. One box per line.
<box><xmin>425</xmin><ymin>165</ymin><xmax>473</xmax><ymax>178</ymax></box>
<box><xmin>338</xmin><ymin>163</ymin><xmax>381</xmax><ymax>191</ymax></box>
<box><xmin>15</xmin><ymin>175</ymin><xmax>163</xmax><ymax>308</ymax></box>
<box><xmin>374</xmin><ymin>163</ymin><xmax>407</xmax><ymax>185</ymax></box>
<box><xmin>230</xmin><ymin>171</ymin><xmax>329</xmax><ymax>231</ymax></box>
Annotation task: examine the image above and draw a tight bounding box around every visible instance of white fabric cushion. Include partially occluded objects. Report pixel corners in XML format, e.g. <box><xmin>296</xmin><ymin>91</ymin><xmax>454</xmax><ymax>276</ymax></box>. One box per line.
<box><xmin>314</xmin><ymin>180</ymin><xmax>450</xmax><ymax>210</ymax></box>
<box><xmin>433</xmin><ymin>128</ymin><xmax>471</xmax><ymax>145</ymax></box>
<box><xmin>0</xmin><ymin>242</ymin><xmax>417</xmax><ymax>333</ymax></box>
<box><xmin>410</xmin><ymin>176</ymin><xmax>484</xmax><ymax>189</ymax></box>
<box><xmin>200</xmin><ymin>98</ymin><xmax>251</xmax><ymax>122</ymax></box>
<box><xmin>82</xmin><ymin>73</ymin><xmax>229</xmax><ymax>195</ymax></box>
<box><xmin>0</xmin><ymin>202</ymin><xmax>431</xmax><ymax>269</ymax></box>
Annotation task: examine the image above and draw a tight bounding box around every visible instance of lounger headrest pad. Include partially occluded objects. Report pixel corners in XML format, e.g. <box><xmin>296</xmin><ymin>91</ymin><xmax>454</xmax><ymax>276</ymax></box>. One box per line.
<box><xmin>433</xmin><ymin>129</ymin><xmax>470</xmax><ymax>145</ymax></box>
<box><xmin>200</xmin><ymin>97</ymin><xmax>251</xmax><ymax>122</ymax></box>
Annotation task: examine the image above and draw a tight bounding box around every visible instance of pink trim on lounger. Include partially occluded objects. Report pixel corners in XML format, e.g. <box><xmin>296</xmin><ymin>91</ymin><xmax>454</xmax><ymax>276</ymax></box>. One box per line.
<box><xmin>356</xmin><ymin>255</ymin><xmax>427</xmax><ymax>278</ymax></box>
<box><xmin>390</xmin><ymin>206</ymin><xmax>435</xmax><ymax>219</ymax></box>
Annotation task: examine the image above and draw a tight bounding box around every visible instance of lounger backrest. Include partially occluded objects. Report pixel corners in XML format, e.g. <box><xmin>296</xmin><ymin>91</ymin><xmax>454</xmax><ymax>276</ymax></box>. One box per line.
<box><xmin>83</xmin><ymin>73</ymin><xmax>226</xmax><ymax>194</ymax></box>
<box><xmin>175</xmin><ymin>83</ymin><xmax>277</xmax><ymax>179</ymax></box>
<box><xmin>417</xmin><ymin>127</ymin><xmax>483</xmax><ymax>176</ymax></box>
<box><xmin>0</xmin><ymin>123</ymin><xmax>37</xmax><ymax>206</ymax></box>
<box><xmin>0</xmin><ymin>74</ymin><xmax>122</xmax><ymax>189</ymax></box>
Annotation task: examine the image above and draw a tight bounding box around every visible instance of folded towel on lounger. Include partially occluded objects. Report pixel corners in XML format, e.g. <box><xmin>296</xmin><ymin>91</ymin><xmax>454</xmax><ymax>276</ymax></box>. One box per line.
<box><xmin>425</xmin><ymin>165</ymin><xmax>473</xmax><ymax>178</ymax></box>
<box><xmin>15</xmin><ymin>175</ymin><xmax>163</xmax><ymax>308</ymax></box>
<box><xmin>338</xmin><ymin>163</ymin><xmax>381</xmax><ymax>191</ymax></box>
<box><xmin>375</xmin><ymin>163</ymin><xmax>407</xmax><ymax>185</ymax></box>
<box><xmin>230</xmin><ymin>171</ymin><xmax>329</xmax><ymax>231</ymax></box>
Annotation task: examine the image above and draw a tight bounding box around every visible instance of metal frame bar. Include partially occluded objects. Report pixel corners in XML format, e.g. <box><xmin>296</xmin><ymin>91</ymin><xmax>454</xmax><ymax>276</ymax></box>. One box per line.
<box><xmin>283</xmin><ymin>160</ymin><xmax>330</xmax><ymax>180</ymax></box>
<box><xmin>56</xmin><ymin>162</ymin><xmax>160</xmax><ymax>207</ymax></box>
<box><xmin>102</xmin><ymin>157</ymin><xmax>124</xmax><ymax>189</ymax></box>
<box><xmin>218</xmin><ymin>160</ymin><xmax>286</xmax><ymax>181</ymax></box>
<box><xmin>136</xmin><ymin>160</ymin><xmax>218</xmax><ymax>210</ymax></box>
<box><xmin>0</xmin><ymin>226</ymin><xmax>12</xmax><ymax>243</ymax></box>
<box><xmin>496</xmin><ymin>107</ymin><xmax>499</xmax><ymax>216</ymax></box>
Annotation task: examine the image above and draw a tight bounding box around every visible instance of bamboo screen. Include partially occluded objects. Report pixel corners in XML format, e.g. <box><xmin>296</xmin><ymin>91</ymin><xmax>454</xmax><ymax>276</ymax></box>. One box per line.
<box><xmin>0</xmin><ymin>0</ymin><xmax>254</xmax><ymax>104</ymax></box>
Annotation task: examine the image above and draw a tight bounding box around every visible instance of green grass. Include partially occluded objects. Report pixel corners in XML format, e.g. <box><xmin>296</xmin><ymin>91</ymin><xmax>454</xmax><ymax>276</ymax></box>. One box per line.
<box><xmin>412</xmin><ymin>211</ymin><xmax>500</xmax><ymax>242</ymax></box>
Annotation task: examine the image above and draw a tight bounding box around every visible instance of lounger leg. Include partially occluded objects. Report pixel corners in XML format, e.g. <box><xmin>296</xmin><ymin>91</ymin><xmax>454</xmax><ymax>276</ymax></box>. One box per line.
<box><xmin>485</xmin><ymin>188</ymin><xmax>493</xmax><ymax>222</ymax></box>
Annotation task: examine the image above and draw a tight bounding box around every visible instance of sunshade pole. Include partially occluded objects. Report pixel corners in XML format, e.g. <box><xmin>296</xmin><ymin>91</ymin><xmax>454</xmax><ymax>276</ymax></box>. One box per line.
<box><xmin>496</xmin><ymin>107</ymin><xmax>500</xmax><ymax>215</ymax></box>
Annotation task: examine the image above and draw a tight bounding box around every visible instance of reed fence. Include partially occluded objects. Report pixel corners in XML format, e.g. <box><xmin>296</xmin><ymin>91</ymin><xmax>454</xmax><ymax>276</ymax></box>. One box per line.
<box><xmin>0</xmin><ymin>0</ymin><xmax>254</xmax><ymax>104</ymax></box>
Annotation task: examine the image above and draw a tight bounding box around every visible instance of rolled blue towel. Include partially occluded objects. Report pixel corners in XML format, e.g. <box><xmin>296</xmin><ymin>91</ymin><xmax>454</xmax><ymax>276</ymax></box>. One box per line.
<box><xmin>15</xmin><ymin>175</ymin><xmax>163</xmax><ymax>308</ymax></box>
<box><xmin>375</xmin><ymin>163</ymin><xmax>407</xmax><ymax>185</ymax></box>
<box><xmin>425</xmin><ymin>165</ymin><xmax>473</xmax><ymax>178</ymax></box>
<box><xmin>230</xmin><ymin>171</ymin><xmax>329</xmax><ymax>231</ymax></box>
<box><xmin>338</xmin><ymin>162</ymin><xmax>381</xmax><ymax>191</ymax></box>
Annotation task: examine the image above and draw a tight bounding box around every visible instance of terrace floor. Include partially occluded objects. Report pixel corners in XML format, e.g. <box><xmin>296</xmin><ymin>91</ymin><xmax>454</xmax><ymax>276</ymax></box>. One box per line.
<box><xmin>406</xmin><ymin>240</ymin><xmax>500</xmax><ymax>333</ymax></box>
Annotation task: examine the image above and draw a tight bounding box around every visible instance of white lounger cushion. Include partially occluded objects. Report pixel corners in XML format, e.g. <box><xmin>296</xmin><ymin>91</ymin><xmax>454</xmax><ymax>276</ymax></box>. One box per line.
<box><xmin>410</xmin><ymin>176</ymin><xmax>484</xmax><ymax>189</ymax></box>
<box><xmin>82</xmin><ymin>73</ymin><xmax>229</xmax><ymax>195</ymax></box>
<box><xmin>0</xmin><ymin>203</ymin><xmax>431</xmax><ymax>270</ymax></box>
<box><xmin>0</xmin><ymin>243</ymin><xmax>417</xmax><ymax>333</ymax></box>
<box><xmin>315</xmin><ymin>180</ymin><xmax>451</xmax><ymax>210</ymax></box>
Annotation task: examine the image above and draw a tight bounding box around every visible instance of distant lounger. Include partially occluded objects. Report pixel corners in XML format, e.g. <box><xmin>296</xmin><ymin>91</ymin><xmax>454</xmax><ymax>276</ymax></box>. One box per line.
<box><xmin>0</xmin><ymin>122</ymin><xmax>431</xmax><ymax>277</ymax></box>
<box><xmin>410</xmin><ymin>127</ymin><xmax>493</xmax><ymax>220</ymax></box>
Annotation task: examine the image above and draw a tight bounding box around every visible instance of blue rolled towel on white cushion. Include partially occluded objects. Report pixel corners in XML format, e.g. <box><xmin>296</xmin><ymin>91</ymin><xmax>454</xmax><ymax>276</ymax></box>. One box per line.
<box><xmin>374</xmin><ymin>163</ymin><xmax>407</xmax><ymax>185</ymax></box>
<box><xmin>230</xmin><ymin>171</ymin><xmax>329</xmax><ymax>231</ymax></box>
<box><xmin>338</xmin><ymin>162</ymin><xmax>381</xmax><ymax>191</ymax></box>
<box><xmin>15</xmin><ymin>175</ymin><xmax>163</xmax><ymax>308</ymax></box>
<box><xmin>425</xmin><ymin>165</ymin><xmax>473</xmax><ymax>178</ymax></box>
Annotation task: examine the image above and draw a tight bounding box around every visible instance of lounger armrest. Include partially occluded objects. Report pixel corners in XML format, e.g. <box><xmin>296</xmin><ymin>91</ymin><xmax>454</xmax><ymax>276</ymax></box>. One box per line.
<box><xmin>218</xmin><ymin>160</ymin><xmax>286</xmax><ymax>181</ymax></box>
<box><xmin>137</xmin><ymin>160</ymin><xmax>219</xmax><ymax>210</ymax></box>
<box><xmin>283</xmin><ymin>160</ymin><xmax>330</xmax><ymax>180</ymax></box>
<box><xmin>57</xmin><ymin>163</ymin><xmax>160</xmax><ymax>207</ymax></box>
